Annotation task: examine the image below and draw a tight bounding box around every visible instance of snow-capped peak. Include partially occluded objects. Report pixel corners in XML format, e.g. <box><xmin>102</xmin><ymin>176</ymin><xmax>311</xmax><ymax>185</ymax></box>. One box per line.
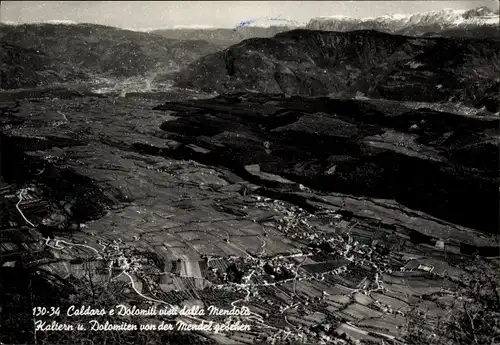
<box><xmin>306</xmin><ymin>6</ymin><xmax>499</xmax><ymax>34</ymax></box>
<box><xmin>316</xmin><ymin>15</ymin><xmax>352</xmax><ymax>20</ymax></box>
<box><xmin>172</xmin><ymin>24</ymin><xmax>216</xmax><ymax>30</ymax></box>
<box><xmin>1</xmin><ymin>19</ymin><xmax>80</xmax><ymax>26</ymax></box>
<box><xmin>234</xmin><ymin>17</ymin><xmax>305</xmax><ymax>29</ymax></box>
<box><xmin>1</xmin><ymin>20</ymin><xmax>18</xmax><ymax>25</ymax></box>
<box><xmin>44</xmin><ymin>20</ymin><xmax>78</xmax><ymax>25</ymax></box>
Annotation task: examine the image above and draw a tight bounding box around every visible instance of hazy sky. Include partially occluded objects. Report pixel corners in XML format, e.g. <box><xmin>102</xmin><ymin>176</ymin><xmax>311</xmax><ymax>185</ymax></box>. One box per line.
<box><xmin>1</xmin><ymin>1</ymin><xmax>499</xmax><ymax>29</ymax></box>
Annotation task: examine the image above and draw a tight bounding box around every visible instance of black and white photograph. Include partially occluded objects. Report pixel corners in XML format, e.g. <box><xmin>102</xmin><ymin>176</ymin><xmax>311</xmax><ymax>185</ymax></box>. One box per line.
<box><xmin>0</xmin><ymin>1</ymin><xmax>499</xmax><ymax>344</ymax></box>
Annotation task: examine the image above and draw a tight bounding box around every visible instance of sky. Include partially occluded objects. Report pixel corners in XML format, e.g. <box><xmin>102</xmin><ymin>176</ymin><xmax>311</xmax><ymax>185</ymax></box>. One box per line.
<box><xmin>1</xmin><ymin>1</ymin><xmax>499</xmax><ymax>30</ymax></box>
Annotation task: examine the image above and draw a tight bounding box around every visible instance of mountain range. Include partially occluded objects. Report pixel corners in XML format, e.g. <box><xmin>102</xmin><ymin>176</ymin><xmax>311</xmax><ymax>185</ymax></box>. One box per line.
<box><xmin>150</xmin><ymin>25</ymin><xmax>300</xmax><ymax>47</ymax></box>
<box><xmin>0</xmin><ymin>23</ymin><xmax>221</xmax><ymax>90</ymax></box>
<box><xmin>175</xmin><ymin>29</ymin><xmax>500</xmax><ymax>111</ymax></box>
<box><xmin>0</xmin><ymin>5</ymin><xmax>498</xmax><ymax>102</ymax></box>
<box><xmin>126</xmin><ymin>6</ymin><xmax>500</xmax><ymax>45</ymax></box>
<box><xmin>306</xmin><ymin>7</ymin><xmax>500</xmax><ymax>38</ymax></box>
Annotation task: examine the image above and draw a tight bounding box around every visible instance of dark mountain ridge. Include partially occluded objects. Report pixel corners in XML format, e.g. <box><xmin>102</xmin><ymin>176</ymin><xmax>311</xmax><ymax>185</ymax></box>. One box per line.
<box><xmin>151</xmin><ymin>25</ymin><xmax>300</xmax><ymax>47</ymax></box>
<box><xmin>0</xmin><ymin>41</ymin><xmax>87</xmax><ymax>89</ymax></box>
<box><xmin>0</xmin><ymin>23</ymin><xmax>221</xmax><ymax>88</ymax></box>
<box><xmin>175</xmin><ymin>29</ymin><xmax>500</xmax><ymax>110</ymax></box>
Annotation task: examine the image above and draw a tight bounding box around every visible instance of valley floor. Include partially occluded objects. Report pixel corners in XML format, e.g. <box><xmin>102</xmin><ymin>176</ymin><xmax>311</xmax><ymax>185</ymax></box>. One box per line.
<box><xmin>0</xmin><ymin>89</ymin><xmax>498</xmax><ymax>345</ymax></box>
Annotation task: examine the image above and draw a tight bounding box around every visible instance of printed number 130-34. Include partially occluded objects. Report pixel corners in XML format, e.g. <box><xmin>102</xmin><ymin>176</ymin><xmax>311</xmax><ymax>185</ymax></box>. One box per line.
<box><xmin>33</xmin><ymin>307</ymin><xmax>61</xmax><ymax>317</ymax></box>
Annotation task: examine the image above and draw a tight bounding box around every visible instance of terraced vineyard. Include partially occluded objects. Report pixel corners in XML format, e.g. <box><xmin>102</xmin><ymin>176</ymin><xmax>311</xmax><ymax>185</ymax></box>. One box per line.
<box><xmin>1</xmin><ymin>90</ymin><xmax>498</xmax><ymax>344</ymax></box>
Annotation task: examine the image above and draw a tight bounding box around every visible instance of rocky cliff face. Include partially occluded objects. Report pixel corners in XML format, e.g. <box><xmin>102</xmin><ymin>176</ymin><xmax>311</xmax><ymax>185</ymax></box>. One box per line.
<box><xmin>175</xmin><ymin>29</ymin><xmax>500</xmax><ymax>110</ymax></box>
